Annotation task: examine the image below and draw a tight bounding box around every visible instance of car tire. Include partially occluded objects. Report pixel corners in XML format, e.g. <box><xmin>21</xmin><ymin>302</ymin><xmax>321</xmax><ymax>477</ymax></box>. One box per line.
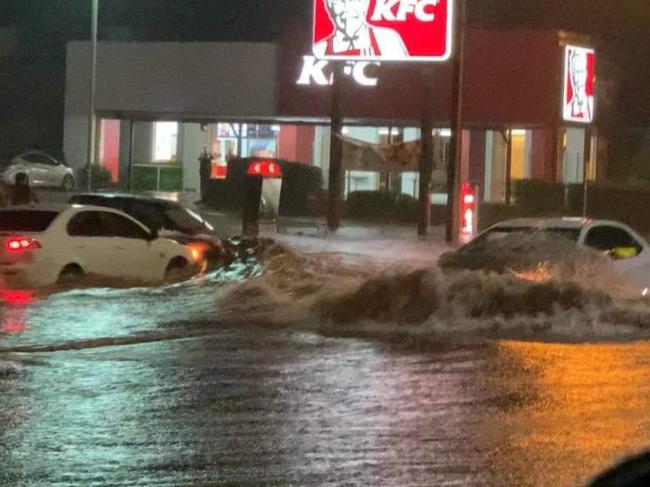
<box><xmin>57</xmin><ymin>264</ymin><xmax>85</xmax><ymax>284</ymax></box>
<box><xmin>62</xmin><ymin>175</ymin><xmax>75</xmax><ymax>192</ymax></box>
<box><xmin>14</xmin><ymin>173</ymin><xmax>28</xmax><ymax>186</ymax></box>
<box><xmin>164</xmin><ymin>257</ymin><xmax>191</xmax><ymax>282</ymax></box>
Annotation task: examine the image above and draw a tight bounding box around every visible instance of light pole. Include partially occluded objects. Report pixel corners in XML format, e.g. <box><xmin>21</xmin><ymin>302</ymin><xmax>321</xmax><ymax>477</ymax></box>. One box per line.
<box><xmin>446</xmin><ymin>0</ymin><xmax>466</xmax><ymax>243</ymax></box>
<box><xmin>85</xmin><ymin>0</ymin><xmax>99</xmax><ymax>191</ymax></box>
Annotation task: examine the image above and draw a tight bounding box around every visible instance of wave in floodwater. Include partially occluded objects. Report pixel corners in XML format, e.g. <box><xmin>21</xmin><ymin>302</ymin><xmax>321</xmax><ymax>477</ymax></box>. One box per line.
<box><xmin>216</xmin><ymin>237</ymin><xmax>650</xmax><ymax>341</ymax></box>
<box><xmin>3</xmin><ymin>235</ymin><xmax>650</xmax><ymax>350</ymax></box>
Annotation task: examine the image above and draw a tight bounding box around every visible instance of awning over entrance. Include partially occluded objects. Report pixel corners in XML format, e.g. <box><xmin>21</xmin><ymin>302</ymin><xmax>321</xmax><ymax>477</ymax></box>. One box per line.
<box><xmin>341</xmin><ymin>135</ymin><xmax>421</xmax><ymax>172</ymax></box>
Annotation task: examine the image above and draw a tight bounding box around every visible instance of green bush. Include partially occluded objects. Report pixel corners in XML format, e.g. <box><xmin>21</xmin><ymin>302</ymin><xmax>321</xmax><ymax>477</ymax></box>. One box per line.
<box><xmin>131</xmin><ymin>165</ymin><xmax>183</xmax><ymax>192</ymax></box>
<box><xmin>90</xmin><ymin>165</ymin><xmax>114</xmax><ymax>190</ymax></box>
<box><xmin>345</xmin><ymin>191</ymin><xmax>419</xmax><ymax>223</ymax></box>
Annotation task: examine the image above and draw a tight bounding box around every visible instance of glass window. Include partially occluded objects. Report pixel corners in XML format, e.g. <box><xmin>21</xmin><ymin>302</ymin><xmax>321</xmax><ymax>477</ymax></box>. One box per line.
<box><xmin>20</xmin><ymin>152</ymin><xmax>55</xmax><ymax>165</ymax></box>
<box><xmin>67</xmin><ymin>212</ymin><xmax>103</xmax><ymax>237</ymax></box>
<box><xmin>0</xmin><ymin>210</ymin><xmax>58</xmax><ymax>232</ymax></box>
<box><xmin>163</xmin><ymin>206</ymin><xmax>207</xmax><ymax>235</ymax></box>
<box><xmin>125</xmin><ymin>201</ymin><xmax>166</xmax><ymax>232</ymax></box>
<box><xmin>460</xmin><ymin>227</ymin><xmax>581</xmax><ymax>254</ymax></box>
<box><xmin>153</xmin><ymin>122</ymin><xmax>178</xmax><ymax>162</ymax></box>
<box><xmin>584</xmin><ymin>226</ymin><xmax>642</xmax><ymax>256</ymax></box>
<box><xmin>99</xmin><ymin>212</ymin><xmax>149</xmax><ymax>239</ymax></box>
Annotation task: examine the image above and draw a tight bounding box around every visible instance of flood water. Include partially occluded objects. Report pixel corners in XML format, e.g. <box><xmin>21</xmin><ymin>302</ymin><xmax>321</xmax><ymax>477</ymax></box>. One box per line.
<box><xmin>2</xmin><ymin>238</ymin><xmax>650</xmax><ymax>486</ymax></box>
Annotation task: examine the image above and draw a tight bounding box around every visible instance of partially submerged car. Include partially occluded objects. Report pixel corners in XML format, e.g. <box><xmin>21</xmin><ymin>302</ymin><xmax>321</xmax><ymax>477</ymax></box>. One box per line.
<box><xmin>69</xmin><ymin>193</ymin><xmax>225</xmax><ymax>267</ymax></box>
<box><xmin>0</xmin><ymin>204</ymin><xmax>203</xmax><ymax>289</ymax></box>
<box><xmin>439</xmin><ymin>218</ymin><xmax>650</xmax><ymax>294</ymax></box>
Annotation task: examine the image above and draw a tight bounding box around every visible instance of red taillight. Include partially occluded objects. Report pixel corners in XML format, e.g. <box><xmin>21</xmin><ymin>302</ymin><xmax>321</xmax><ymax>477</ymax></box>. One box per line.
<box><xmin>4</xmin><ymin>236</ymin><xmax>41</xmax><ymax>253</ymax></box>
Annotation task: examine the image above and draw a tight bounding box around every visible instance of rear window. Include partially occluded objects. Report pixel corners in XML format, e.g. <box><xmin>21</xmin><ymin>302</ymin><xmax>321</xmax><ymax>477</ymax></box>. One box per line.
<box><xmin>0</xmin><ymin>210</ymin><xmax>59</xmax><ymax>232</ymax></box>
<box><xmin>461</xmin><ymin>226</ymin><xmax>581</xmax><ymax>253</ymax></box>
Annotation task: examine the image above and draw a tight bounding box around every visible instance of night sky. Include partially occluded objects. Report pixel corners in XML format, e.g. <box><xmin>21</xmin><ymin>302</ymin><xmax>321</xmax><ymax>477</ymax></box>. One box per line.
<box><xmin>1</xmin><ymin>0</ymin><xmax>649</xmax><ymax>156</ymax></box>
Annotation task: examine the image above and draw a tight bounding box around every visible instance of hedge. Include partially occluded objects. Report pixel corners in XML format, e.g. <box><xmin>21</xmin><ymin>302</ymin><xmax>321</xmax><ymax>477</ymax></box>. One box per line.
<box><xmin>344</xmin><ymin>191</ymin><xmax>419</xmax><ymax>223</ymax></box>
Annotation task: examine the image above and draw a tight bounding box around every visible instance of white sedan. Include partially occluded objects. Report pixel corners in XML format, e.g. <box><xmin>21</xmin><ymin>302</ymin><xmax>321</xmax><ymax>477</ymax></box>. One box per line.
<box><xmin>440</xmin><ymin>218</ymin><xmax>650</xmax><ymax>294</ymax></box>
<box><xmin>0</xmin><ymin>204</ymin><xmax>203</xmax><ymax>289</ymax></box>
<box><xmin>0</xmin><ymin>151</ymin><xmax>75</xmax><ymax>191</ymax></box>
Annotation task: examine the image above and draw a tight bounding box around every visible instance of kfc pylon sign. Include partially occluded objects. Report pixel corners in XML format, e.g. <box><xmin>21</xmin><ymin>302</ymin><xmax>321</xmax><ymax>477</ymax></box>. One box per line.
<box><xmin>313</xmin><ymin>0</ymin><xmax>453</xmax><ymax>62</ymax></box>
<box><xmin>563</xmin><ymin>45</ymin><xmax>595</xmax><ymax>124</ymax></box>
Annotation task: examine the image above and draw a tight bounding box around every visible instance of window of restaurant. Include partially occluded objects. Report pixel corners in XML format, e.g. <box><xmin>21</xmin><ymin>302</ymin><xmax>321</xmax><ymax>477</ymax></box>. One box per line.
<box><xmin>153</xmin><ymin>122</ymin><xmax>178</xmax><ymax>162</ymax></box>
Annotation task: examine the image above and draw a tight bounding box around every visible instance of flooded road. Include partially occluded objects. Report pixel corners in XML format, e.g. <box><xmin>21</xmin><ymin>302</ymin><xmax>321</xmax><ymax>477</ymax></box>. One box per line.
<box><xmin>2</xmin><ymin>240</ymin><xmax>650</xmax><ymax>486</ymax></box>
<box><xmin>2</xmin><ymin>330</ymin><xmax>650</xmax><ymax>486</ymax></box>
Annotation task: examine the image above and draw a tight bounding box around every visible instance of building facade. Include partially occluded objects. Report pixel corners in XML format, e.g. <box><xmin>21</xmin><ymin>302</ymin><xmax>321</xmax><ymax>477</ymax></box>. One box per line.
<box><xmin>63</xmin><ymin>26</ymin><xmax>601</xmax><ymax>203</ymax></box>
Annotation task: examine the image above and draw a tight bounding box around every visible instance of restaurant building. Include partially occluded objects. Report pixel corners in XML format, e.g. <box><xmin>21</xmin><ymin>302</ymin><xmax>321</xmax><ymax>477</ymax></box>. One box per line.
<box><xmin>63</xmin><ymin>22</ymin><xmax>601</xmax><ymax>206</ymax></box>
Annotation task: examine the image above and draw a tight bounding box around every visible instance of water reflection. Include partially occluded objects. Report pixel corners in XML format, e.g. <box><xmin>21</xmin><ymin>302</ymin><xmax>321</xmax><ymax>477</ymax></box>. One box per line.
<box><xmin>2</xmin><ymin>330</ymin><xmax>650</xmax><ymax>486</ymax></box>
<box><xmin>1</xmin><ymin>290</ymin><xmax>35</xmax><ymax>335</ymax></box>
<box><xmin>481</xmin><ymin>341</ymin><xmax>650</xmax><ymax>486</ymax></box>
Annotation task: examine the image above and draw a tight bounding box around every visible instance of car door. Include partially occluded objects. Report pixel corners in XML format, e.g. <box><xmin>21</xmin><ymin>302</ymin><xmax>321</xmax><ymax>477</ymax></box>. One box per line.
<box><xmin>39</xmin><ymin>153</ymin><xmax>65</xmax><ymax>186</ymax></box>
<box><xmin>97</xmin><ymin>211</ymin><xmax>165</xmax><ymax>281</ymax></box>
<box><xmin>583</xmin><ymin>224</ymin><xmax>650</xmax><ymax>290</ymax></box>
<box><xmin>66</xmin><ymin>210</ymin><xmax>119</xmax><ymax>276</ymax></box>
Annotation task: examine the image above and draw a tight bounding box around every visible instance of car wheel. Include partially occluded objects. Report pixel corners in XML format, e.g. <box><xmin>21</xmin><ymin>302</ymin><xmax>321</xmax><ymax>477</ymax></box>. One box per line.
<box><xmin>164</xmin><ymin>257</ymin><xmax>191</xmax><ymax>282</ymax></box>
<box><xmin>62</xmin><ymin>175</ymin><xmax>75</xmax><ymax>192</ymax></box>
<box><xmin>14</xmin><ymin>173</ymin><xmax>28</xmax><ymax>186</ymax></box>
<box><xmin>57</xmin><ymin>264</ymin><xmax>85</xmax><ymax>284</ymax></box>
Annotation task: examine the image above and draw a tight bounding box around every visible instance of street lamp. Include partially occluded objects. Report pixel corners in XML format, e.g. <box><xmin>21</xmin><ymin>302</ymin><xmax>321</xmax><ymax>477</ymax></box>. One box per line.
<box><xmin>85</xmin><ymin>0</ymin><xmax>99</xmax><ymax>191</ymax></box>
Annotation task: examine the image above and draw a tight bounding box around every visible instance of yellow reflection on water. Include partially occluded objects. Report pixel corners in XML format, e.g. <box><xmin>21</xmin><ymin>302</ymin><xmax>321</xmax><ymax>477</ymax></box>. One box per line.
<box><xmin>484</xmin><ymin>340</ymin><xmax>650</xmax><ymax>487</ymax></box>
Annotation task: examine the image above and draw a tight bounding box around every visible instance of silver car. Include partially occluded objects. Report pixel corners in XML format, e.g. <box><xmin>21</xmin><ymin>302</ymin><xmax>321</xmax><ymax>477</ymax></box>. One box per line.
<box><xmin>0</xmin><ymin>151</ymin><xmax>75</xmax><ymax>191</ymax></box>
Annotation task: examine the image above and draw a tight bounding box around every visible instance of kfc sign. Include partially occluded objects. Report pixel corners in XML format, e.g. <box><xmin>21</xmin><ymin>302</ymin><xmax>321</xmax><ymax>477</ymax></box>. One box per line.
<box><xmin>563</xmin><ymin>45</ymin><xmax>595</xmax><ymax>124</ymax></box>
<box><xmin>297</xmin><ymin>55</ymin><xmax>380</xmax><ymax>87</ymax></box>
<box><xmin>313</xmin><ymin>0</ymin><xmax>453</xmax><ymax>62</ymax></box>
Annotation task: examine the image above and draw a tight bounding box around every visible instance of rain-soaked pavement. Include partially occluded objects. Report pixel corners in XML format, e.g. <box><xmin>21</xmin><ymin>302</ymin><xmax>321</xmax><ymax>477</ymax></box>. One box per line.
<box><xmin>2</xmin><ymin>235</ymin><xmax>650</xmax><ymax>486</ymax></box>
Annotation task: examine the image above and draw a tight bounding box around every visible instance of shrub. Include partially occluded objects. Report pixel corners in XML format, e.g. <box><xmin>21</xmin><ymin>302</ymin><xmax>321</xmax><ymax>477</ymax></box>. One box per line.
<box><xmin>344</xmin><ymin>191</ymin><xmax>419</xmax><ymax>223</ymax></box>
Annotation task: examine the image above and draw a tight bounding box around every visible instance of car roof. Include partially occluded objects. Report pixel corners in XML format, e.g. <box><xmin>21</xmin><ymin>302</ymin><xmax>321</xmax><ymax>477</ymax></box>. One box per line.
<box><xmin>490</xmin><ymin>217</ymin><xmax>630</xmax><ymax>230</ymax></box>
<box><xmin>0</xmin><ymin>203</ymin><xmax>144</xmax><ymax>216</ymax></box>
<box><xmin>71</xmin><ymin>193</ymin><xmax>178</xmax><ymax>207</ymax></box>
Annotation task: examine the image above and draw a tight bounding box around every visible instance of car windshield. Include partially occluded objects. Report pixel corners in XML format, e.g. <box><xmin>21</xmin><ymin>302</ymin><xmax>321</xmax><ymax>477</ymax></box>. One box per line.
<box><xmin>0</xmin><ymin>210</ymin><xmax>59</xmax><ymax>232</ymax></box>
<box><xmin>163</xmin><ymin>207</ymin><xmax>209</xmax><ymax>235</ymax></box>
<box><xmin>461</xmin><ymin>226</ymin><xmax>581</xmax><ymax>253</ymax></box>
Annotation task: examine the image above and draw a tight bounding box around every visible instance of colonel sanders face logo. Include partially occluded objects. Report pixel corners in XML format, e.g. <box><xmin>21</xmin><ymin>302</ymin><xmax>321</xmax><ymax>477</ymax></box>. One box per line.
<box><xmin>563</xmin><ymin>46</ymin><xmax>595</xmax><ymax>123</ymax></box>
<box><xmin>313</xmin><ymin>0</ymin><xmax>408</xmax><ymax>59</ymax></box>
<box><xmin>328</xmin><ymin>0</ymin><xmax>370</xmax><ymax>40</ymax></box>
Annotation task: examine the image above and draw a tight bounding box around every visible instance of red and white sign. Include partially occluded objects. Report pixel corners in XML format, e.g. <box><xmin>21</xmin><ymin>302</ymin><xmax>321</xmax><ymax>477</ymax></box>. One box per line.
<box><xmin>459</xmin><ymin>182</ymin><xmax>477</xmax><ymax>244</ymax></box>
<box><xmin>312</xmin><ymin>0</ymin><xmax>453</xmax><ymax>62</ymax></box>
<box><xmin>563</xmin><ymin>45</ymin><xmax>595</xmax><ymax>124</ymax></box>
<box><xmin>247</xmin><ymin>160</ymin><xmax>283</xmax><ymax>178</ymax></box>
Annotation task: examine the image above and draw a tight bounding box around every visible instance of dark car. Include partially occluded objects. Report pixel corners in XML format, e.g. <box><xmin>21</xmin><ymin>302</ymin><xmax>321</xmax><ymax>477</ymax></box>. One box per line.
<box><xmin>69</xmin><ymin>193</ymin><xmax>225</xmax><ymax>266</ymax></box>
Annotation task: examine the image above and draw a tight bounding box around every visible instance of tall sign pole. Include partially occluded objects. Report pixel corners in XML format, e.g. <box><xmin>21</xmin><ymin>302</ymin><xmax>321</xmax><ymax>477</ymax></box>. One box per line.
<box><xmin>418</xmin><ymin>67</ymin><xmax>434</xmax><ymax>236</ymax></box>
<box><xmin>327</xmin><ymin>63</ymin><xmax>344</xmax><ymax>231</ymax></box>
<box><xmin>85</xmin><ymin>0</ymin><xmax>99</xmax><ymax>191</ymax></box>
<box><xmin>312</xmin><ymin>0</ymin><xmax>454</xmax><ymax>233</ymax></box>
<box><xmin>446</xmin><ymin>0</ymin><xmax>466</xmax><ymax>243</ymax></box>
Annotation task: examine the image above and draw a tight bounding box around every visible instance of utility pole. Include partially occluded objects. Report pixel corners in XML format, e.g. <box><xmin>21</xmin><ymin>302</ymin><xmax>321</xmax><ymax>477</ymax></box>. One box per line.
<box><xmin>327</xmin><ymin>63</ymin><xmax>344</xmax><ymax>232</ymax></box>
<box><xmin>85</xmin><ymin>0</ymin><xmax>99</xmax><ymax>191</ymax></box>
<box><xmin>446</xmin><ymin>0</ymin><xmax>466</xmax><ymax>243</ymax></box>
<box><xmin>418</xmin><ymin>67</ymin><xmax>434</xmax><ymax>237</ymax></box>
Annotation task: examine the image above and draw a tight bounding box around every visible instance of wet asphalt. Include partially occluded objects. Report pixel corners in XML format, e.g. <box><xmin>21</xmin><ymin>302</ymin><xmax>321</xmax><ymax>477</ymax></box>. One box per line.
<box><xmin>2</xmin><ymin>320</ymin><xmax>650</xmax><ymax>486</ymax></box>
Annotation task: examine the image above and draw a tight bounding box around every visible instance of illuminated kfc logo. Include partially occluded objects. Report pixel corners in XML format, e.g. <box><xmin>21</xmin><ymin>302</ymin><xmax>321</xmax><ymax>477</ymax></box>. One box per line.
<box><xmin>563</xmin><ymin>45</ymin><xmax>595</xmax><ymax>123</ymax></box>
<box><xmin>312</xmin><ymin>0</ymin><xmax>453</xmax><ymax>62</ymax></box>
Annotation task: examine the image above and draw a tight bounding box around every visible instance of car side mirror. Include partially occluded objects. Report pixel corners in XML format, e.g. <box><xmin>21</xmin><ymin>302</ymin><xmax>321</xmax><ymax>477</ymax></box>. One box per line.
<box><xmin>148</xmin><ymin>228</ymin><xmax>159</xmax><ymax>241</ymax></box>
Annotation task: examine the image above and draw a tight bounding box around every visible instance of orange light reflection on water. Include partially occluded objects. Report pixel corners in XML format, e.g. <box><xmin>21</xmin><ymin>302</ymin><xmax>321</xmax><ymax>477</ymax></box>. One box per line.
<box><xmin>486</xmin><ymin>340</ymin><xmax>650</xmax><ymax>486</ymax></box>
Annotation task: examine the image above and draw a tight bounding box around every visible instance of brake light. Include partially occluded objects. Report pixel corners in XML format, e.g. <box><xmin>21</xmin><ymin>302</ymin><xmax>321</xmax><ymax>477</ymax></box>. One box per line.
<box><xmin>4</xmin><ymin>236</ymin><xmax>41</xmax><ymax>253</ymax></box>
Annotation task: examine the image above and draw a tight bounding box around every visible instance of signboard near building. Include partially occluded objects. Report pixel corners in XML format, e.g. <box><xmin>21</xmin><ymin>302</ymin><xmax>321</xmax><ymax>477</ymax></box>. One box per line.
<box><xmin>563</xmin><ymin>45</ymin><xmax>595</xmax><ymax>124</ymax></box>
<box><xmin>312</xmin><ymin>0</ymin><xmax>453</xmax><ymax>62</ymax></box>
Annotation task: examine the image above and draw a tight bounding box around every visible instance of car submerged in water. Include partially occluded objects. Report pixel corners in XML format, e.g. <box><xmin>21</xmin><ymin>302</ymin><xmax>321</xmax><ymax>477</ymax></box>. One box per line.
<box><xmin>69</xmin><ymin>193</ymin><xmax>226</xmax><ymax>267</ymax></box>
<box><xmin>0</xmin><ymin>205</ymin><xmax>203</xmax><ymax>289</ymax></box>
<box><xmin>439</xmin><ymin>218</ymin><xmax>650</xmax><ymax>294</ymax></box>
